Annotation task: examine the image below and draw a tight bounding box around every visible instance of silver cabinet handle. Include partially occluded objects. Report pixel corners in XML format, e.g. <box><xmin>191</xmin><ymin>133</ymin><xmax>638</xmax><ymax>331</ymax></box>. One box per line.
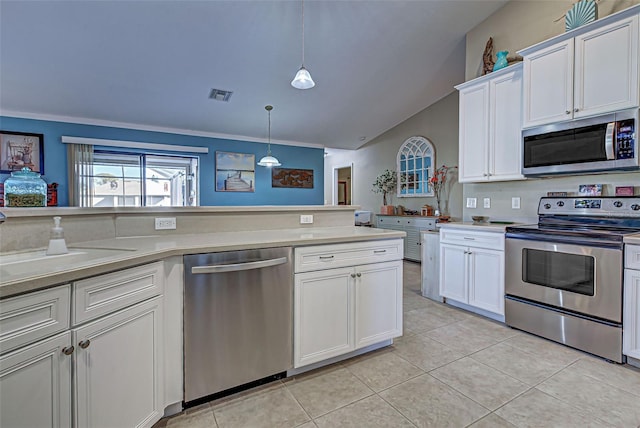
<box><xmin>574</xmin><ymin>108</ymin><xmax>579</xmax><ymax>112</ymax></box>
<box><xmin>356</xmin><ymin>273</ymin><xmax>362</xmax><ymax>277</ymax></box>
<box><xmin>319</xmin><ymin>255</ymin><xmax>335</xmax><ymax>260</ymax></box>
<box><xmin>62</xmin><ymin>346</ymin><xmax>74</xmax><ymax>355</ymax></box>
<box><xmin>351</xmin><ymin>273</ymin><xmax>356</xmax><ymax>278</ymax></box>
<box><xmin>191</xmin><ymin>257</ymin><xmax>288</xmax><ymax>274</ymax></box>
<box><xmin>373</xmin><ymin>249</ymin><xmax>386</xmax><ymax>254</ymax></box>
<box><xmin>463</xmin><ymin>237</ymin><xmax>475</xmax><ymax>240</ymax></box>
<box><xmin>79</xmin><ymin>340</ymin><xmax>91</xmax><ymax>349</ymax></box>
<box><xmin>565</xmin><ymin>110</ymin><xmax>571</xmax><ymax>114</ymax></box>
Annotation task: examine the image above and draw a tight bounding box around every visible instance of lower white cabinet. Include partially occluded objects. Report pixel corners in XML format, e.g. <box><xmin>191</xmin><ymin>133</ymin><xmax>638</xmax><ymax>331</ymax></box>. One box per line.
<box><xmin>74</xmin><ymin>296</ymin><xmax>163</xmax><ymax>428</ymax></box>
<box><xmin>294</xmin><ymin>240</ymin><xmax>403</xmax><ymax>369</ymax></box>
<box><xmin>0</xmin><ymin>332</ymin><xmax>72</xmax><ymax>428</ymax></box>
<box><xmin>0</xmin><ymin>262</ymin><xmax>165</xmax><ymax>428</ymax></box>
<box><xmin>439</xmin><ymin>228</ymin><xmax>505</xmax><ymax>318</ymax></box>
<box><xmin>624</xmin><ymin>244</ymin><xmax>640</xmax><ymax>362</ymax></box>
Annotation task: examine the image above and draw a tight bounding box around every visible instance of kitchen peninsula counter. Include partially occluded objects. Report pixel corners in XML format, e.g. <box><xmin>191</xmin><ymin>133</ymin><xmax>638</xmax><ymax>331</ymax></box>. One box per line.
<box><xmin>0</xmin><ymin>226</ymin><xmax>405</xmax><ymax>298</ymax></box>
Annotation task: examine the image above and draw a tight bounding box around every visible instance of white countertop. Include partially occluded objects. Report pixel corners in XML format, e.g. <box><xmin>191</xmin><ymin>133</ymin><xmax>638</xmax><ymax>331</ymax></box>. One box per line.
<box><xmin>625</xmin><ymin>233</ymin><xmax>640</xmax><ymax>245</ymax></box>
<box><xmin>436</xmin><ymin>221</ymin><xmax>524</xmax><ymax>232</ymax></box>
<box><xmin>0</xmin><ymin>226</ymin><xmax>405</xmax><ymax>299</ymax></box>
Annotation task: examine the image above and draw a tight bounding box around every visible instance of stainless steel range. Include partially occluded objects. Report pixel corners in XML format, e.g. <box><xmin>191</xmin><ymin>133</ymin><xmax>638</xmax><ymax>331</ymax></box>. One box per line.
<box><xmin>505</xmin><ymin>196</ymin><xmax>640</xmax><ymax>363</ymax></box>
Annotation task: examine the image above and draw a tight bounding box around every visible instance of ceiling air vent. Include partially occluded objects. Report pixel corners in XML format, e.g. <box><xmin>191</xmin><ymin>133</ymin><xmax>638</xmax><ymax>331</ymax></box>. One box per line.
<box><xmin>209</xmin><ymin>88</ymin><xmax>233</xmax><ymax>102</ymax></box>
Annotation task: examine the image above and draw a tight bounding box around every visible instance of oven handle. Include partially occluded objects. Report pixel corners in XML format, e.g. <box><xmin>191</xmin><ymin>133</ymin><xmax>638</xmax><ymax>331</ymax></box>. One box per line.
<box><xmin>505</xmin><ymin>232</ymin><xmax>623</xmax><ymax>250</ymax></box>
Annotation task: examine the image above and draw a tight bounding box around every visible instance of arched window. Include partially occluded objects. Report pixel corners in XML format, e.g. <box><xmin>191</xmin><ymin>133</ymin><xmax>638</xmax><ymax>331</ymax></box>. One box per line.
<box><xmin>396</xmin><ymin>136</ymin><xmax>435</xmax><ymax>197</ymax></box>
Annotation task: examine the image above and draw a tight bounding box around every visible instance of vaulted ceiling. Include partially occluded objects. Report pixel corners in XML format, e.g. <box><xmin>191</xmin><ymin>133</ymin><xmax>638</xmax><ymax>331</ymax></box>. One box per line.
<box><xmin>0</xmin><ymin>0</ymin><xmax>509</xmax><ymax>150</ymax></box>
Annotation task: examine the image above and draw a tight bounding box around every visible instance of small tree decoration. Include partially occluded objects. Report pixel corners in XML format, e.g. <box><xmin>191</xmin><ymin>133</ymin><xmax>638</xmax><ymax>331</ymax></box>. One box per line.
<box><xmin>429</xmin><ymin>165</ymin><xmax>458</xmax><ymax>216</ymax></box>
<box><xmin>372</xmin><ymin>169</ymin><xmax>397</xmax><ymax>206</ymax></box>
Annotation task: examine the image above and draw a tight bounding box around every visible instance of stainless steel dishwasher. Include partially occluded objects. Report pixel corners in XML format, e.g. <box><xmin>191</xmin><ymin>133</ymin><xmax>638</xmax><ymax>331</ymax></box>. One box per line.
<box><xmin>183</xmin><ymin>247</ymin><xmax>293</xmax><ymax>404</ymax></box>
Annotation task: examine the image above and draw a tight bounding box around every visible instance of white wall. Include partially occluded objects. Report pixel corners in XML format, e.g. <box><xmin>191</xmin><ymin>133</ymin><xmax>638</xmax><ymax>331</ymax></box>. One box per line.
<box><xmin>325</xmin><ymin>91</ymin><xmax>462</xmax><ymax>219</ymax></box>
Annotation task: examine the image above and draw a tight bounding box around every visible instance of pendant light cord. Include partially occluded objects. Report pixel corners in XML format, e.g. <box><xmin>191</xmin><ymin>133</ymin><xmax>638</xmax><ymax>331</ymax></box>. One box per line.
<box><xmin>301</xmin><ymin>0</ymin><xmax>305</xmax><ymax>67</ymax></box>
<box><xmin>266</xmin><ymin>105</ymin><xmax>273</xmax><ymax>155</ymax></box>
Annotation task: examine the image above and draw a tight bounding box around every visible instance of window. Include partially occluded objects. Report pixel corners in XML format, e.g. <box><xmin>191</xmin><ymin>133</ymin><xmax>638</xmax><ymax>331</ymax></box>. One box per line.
<box><xmin>90</xmin><ymin>151</ymin><xmax>198</xmax><ymax>207</ymax></box>
<box><xmin>396</xmin><ymin>136</ymin><xmax>435</xmax><ymax>197</ymax></box>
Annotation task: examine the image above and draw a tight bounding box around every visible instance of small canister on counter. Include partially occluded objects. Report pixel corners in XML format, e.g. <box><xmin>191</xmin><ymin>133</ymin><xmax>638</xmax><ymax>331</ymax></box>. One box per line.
<box><xmin>3</xmin><ymin>167</ymin><xmax>47</xmax><ymax>207</ymax></box>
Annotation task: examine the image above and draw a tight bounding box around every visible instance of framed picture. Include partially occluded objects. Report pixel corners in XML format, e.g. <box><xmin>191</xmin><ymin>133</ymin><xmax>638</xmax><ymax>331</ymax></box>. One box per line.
<box><xmin>0</xmin><ymin>131</ymin><xmax>44</xmax><ymax>174</ymax></box>
<box><xmin>271</xmin><ymin>168</ymin><xmax>314</xmax><ymax>188</ymax></box>
<box><xmin>215</xmin><ymin>151</ymin><xmax>255</xmax><ymax>192</ymax></box>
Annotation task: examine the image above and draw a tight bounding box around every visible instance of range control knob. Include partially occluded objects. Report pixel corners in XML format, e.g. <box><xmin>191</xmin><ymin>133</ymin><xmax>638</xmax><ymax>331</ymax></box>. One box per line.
<box><xmin>631</xmin><ymin>204</ymin><xmax>640</xmax><ymax>211</ymax></box>
<box><xmin>544</xmin><ymin>203</ymin><xmax>551</xmax><ymax>209</ymax></box>
<box><xmin>557</xmin><ymin>201</ymin><xmax>564</xmax><ymax>207</ymax></box>
<box><xmin>614</xmin><ymin>201</ymin><xmax>623</xmax><ymax>208</ymax></box>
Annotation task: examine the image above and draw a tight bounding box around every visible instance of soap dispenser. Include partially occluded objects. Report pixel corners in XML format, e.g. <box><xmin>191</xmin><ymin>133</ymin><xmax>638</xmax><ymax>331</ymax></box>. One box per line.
<box><xmin>46</xmin><ymin>216</ymin><xmax>69</xmax><ymax>255</ymax></box>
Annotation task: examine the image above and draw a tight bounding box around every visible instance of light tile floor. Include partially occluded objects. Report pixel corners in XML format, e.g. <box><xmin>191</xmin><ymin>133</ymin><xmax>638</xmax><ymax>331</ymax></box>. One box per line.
<box><xmin>154</xmin><ymin>262</ymin><xmax>640</xmax><ymax>428</ymax></box>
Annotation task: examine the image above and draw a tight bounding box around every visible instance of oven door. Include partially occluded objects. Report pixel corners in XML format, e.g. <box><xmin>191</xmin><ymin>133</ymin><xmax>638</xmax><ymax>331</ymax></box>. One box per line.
<box><xmin>505</xmin><ymin>237</ymin><xmax>622</xmax><ymax>323</ymax></box>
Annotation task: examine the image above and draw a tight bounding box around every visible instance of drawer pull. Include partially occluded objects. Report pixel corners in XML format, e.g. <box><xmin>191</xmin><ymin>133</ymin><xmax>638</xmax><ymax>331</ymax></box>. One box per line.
<box><xmin>79</xmin><ymin>340</ymin><xmax>91</xmax><ymax>349</ymax></box>
<box><xmin>319</xmin><ymin>255</ymin><xmax>335</xmax><ymax>260</ymax></box>
<box><xmin>463</xmin><ymin>237</ymin><xmax>475</xmax><ymax>240</ymax></box>
<box><xmin>61</xmin><ymin>346</ymin><xmax>74</xmax><ymax>356</ymax></box>
<box><xmin>373</xmin><ymin>250</ymin><xmax>387</xmax><ymax>254</ymax></box>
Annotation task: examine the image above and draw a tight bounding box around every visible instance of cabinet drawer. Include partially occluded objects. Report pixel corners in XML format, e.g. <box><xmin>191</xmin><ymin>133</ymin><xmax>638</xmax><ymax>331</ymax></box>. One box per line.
<box><xmin>626</xmin><ymin>245</ymin><xmax>640</xmax><ymax>270</ymax></box>
<box><xmin>0</xmin><ymin>285</ymin><xmax>70</xmax><ymax>354</ymax></box>
<box><xmin>440</xmin><ymin>228</ymin><xmax>505</xmax><ymax>251</ymax></box>
<box><xmin>376</xmin><ymin>217</ymin><xmax>403</xmax><ymax>229</ymax></box>
<box><xmin>295</xmin><ymin>239</ymin><xmax>403</xmax><ymax>273</ymax></box>
<box><xmin>72</xmin><ymin>262</ymin><xmax>164</xmax><ymax>326</ymax></box>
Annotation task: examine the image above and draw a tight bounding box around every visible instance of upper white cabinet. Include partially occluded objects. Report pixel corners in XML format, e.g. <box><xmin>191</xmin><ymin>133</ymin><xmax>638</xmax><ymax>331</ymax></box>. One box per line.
<box><xmin>521</xmin><ymin>10</ymin><xmax>639</xmax><ymax>128</ymax></box>
<box><xmin>456</xmin><ymin>63</ymin><xmax>525</xmax><ymax>183</ymax></box>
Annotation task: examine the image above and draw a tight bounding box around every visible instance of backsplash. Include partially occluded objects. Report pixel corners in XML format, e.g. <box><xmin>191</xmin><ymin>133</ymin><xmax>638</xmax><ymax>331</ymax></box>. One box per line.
<box><xmin>462</xmin><ymin>171</ymin><xmax>639</xmax><ymax>223</ymax></box>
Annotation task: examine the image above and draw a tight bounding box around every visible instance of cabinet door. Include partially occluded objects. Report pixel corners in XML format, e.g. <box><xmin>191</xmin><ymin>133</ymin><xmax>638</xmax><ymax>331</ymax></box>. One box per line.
<box><xmin>574</xmin><ymin>15</ymin><xmax>639</xmax><ymax>118</ymax></box>
<box><xmin>294</xmin><ymin>267</ymin><xmax>354</xmax><ymax>368</ymax></box>
<box><xmin>0</xmin><ymin>332</ymin><xmax>72</xmax><ymax>428</ymax></box>
<box><xmin>355</xmin><ymin>261</ymin><xmax>403</xmax><ymax>349</ymax></box>
<box><xmin>468</xmin><ymin>248</ymin><xmax>505</xmax><ymax>316</ymax></box>
<box><xmin>458</xmin><ymin>82</ymin><xmax>490</xmax><ymax>182</ymax></box>
<box><xmin>489</xmin><ymin>67</ymin><xmax>525</xmax><ymax>181</ymax></box>
<box><xmin>439</xmin><ymin>244</ymin><xmax>468</xmax><ymax>303</ymax></box>
<box><xmin>624</xmin><ymin>269</ymin><xmax>640</xmax><ymax>360</ymax></box>
<box><xmin>74</xmin><ymin>297</ymin><xmax>163</xmax><ymax>428</ymax></box>
<box><xmin>523</xmin><ymin>39</ymin><xmax>574</xmax><ymax>127</ymax></box>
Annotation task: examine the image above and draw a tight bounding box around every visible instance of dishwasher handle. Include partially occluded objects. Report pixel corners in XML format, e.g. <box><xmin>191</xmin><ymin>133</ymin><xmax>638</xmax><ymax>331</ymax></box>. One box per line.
<box><xmin>191</xmin><ymin>257</ymin><xmax>288</xmax><ymax>274</ymax></box>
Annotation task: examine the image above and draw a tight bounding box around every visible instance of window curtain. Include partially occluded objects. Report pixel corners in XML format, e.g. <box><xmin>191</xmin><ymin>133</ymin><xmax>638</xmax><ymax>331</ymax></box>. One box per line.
<box><xmin>67</xmin><ymin>143</ymin><xmax>94</xmax><ymax>207</ymax></box>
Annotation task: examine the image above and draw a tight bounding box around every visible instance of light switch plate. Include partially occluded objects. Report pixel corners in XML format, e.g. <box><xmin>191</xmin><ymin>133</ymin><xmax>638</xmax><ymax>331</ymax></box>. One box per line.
<box><xmin>300</xmin><ymin>215</ymin><xmax>314</xmax><ymax>224</ymax></box>
<box><xmin>512</xmin><ymin>197</ymin><xmax>521</xmax><ymax>209</ymax></box>
<box><xmin>466</xmin><ymin>198</ymin><xmax>477</xmax><ymax>209</ymax></box>
<box><xmin>483</xmin><ymin>198</ymin><xmax>491</xmax><ymax>208</ymax></box>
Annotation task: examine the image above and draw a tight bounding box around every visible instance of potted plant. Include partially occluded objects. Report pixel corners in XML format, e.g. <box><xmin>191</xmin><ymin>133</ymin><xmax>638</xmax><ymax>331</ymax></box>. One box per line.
<box><xmin>429</xmin><ymin>165</ymin><xmax>458</xmax><ymax>221</ymax></box>
<box><xmin>372</xmin><ymin>169</ymin><xmax>397</xmax><ymax>215</ymax></box>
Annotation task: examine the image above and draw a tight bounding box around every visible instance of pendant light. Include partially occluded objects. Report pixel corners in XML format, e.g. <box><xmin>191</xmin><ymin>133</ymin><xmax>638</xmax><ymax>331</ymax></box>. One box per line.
<box><xmin>291</xmin><ymin>0</ymin><xmax>315</xmax><ymax>89</ymax></box>
<box><xmin>257</xmin><ymin>105</ymin><xmax>281</xmax><ymax>167</ymax></box>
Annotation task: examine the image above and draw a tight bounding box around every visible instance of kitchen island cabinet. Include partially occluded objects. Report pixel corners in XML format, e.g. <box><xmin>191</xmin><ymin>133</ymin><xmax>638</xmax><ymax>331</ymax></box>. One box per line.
<box><xmin>294</xmin><ymin>240</ymin><xmax>403</xmax><ymax>368</ymax></box>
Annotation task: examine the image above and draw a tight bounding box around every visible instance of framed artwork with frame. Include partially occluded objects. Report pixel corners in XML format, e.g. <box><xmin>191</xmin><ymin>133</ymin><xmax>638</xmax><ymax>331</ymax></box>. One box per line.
<box><xmin>0</xmin><ymin>131</ymin><xmax>45</xmax><ymax>174</ymax></box>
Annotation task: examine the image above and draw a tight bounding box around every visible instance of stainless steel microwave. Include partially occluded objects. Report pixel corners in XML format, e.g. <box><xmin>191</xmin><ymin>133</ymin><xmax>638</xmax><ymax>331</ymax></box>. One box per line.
<box><xmin>522</xmin><ymin>109</ymin><xmax>638</xmax><ymax>176</ymax></box>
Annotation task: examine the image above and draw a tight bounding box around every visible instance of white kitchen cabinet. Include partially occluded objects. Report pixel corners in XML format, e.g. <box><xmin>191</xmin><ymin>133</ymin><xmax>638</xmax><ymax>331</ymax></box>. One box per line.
<box><xmin>456</xmin><ymin>63</ymin><xmax>524</xmax><ymax>183</ymax></box>
<box><xmin>624</xmin><ymin>244</ymin><xmax>640</xmax><ymax>364</ymax></box>
<box><xmin>0</xmin><ymin>332</ymin><xmax>72</xmax><ymax>428</ymax></box>
<box><xmin>439</xmin><ymin>228</ymin><xmax>505</xmax><ymax>320</ymax></box>
<box><xmin>294</xmin><ymin>241</ymin><xmax>403</xmax><ymax>369</ymax></box>
<box><xmin>74</xmin><ymin>296</ymin><xmax>163</xmax><ymax>428</ymax></box>
<box><xmin>521</xmin><ymin>12</ymin><xmax>639</xmax><ymax>128</ymax></box>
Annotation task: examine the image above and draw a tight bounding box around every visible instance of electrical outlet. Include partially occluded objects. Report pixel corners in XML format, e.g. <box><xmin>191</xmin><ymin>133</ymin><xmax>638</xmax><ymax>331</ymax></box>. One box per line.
<box><xmin>466</xmin><ymin>197</ymin><xmax>477</xmax><ymax>209</ymax></box>
<box><xmin>155</xmin><ymin>217</ymin><xmax>176</xmax><ymax>230</ymax></box>
<box><xmin>300</xmin><ymin>214</ymin><xmax>314</xmax><ymax>224</ymax></box>
<box><xmin>483</xmin><ymin>198</ymin><xmax>491</xmax><ymax>208</ymax></box>
<box><xmin>512</xmin><ymin>197</ymin><xmax>521</xmax><ymax>209</ymax></box>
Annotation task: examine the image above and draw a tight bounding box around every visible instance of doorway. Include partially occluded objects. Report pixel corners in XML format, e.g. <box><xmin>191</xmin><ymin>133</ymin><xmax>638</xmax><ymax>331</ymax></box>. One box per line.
<box><xmin>333</xmin><ymin>165</ymin><xmax>352</xmax><ymax>205</ymax></box>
